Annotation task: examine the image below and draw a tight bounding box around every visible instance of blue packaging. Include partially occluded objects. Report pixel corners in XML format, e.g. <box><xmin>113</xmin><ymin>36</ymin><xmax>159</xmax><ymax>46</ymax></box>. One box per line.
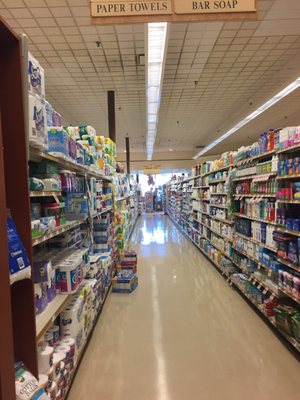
<box><xmin>47</xmin><ymin>127</ymin><xmax>68</xmax><ymax>157</ymax></box>
<box><xmin>7</xmin><ymin>216</ymin><xmax>31</xmax><ymax>284</ymax></box>
<box><xmin>45</xmin><ymin>101</ymin><xmax>53</xmax><ymax>127</ymax></box>
<box><xmin>293</xmin><ymin>219</ymin><xmax>300</xmax><ymax>232</ymax></box>
<box><xmin>288</xmin><ymin>241</ymin><xmax>298</xmax><ymax>265</ymax></box>
<box><xmin>65</xmin><ymin>193</ymin><xmax>88</xmax><ymax>217</ymax></box>
<box><xmin>286</xmin><ymin>218</ymin><xmax>294</xmax><ymax>231</ymax></box>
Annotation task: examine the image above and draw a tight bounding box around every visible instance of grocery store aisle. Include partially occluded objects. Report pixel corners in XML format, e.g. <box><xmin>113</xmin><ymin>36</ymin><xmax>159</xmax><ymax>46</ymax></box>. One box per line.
<box><xmin>68</xmin><ymin>214</ymin><xmax>300</xmax><ymax>400</ymax></box>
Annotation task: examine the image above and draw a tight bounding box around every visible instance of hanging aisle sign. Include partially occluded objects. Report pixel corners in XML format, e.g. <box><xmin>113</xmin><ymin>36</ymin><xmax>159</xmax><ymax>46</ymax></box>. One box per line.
<box><xmin>90</xmin><ymin>0</ymin><xmax>257</xmax><ymax>23</ymax></box>
<box><xmin>91</xmin><ymin>1</ymin><xmax>172</xmax><ymax>17</ymax></box>
<box><xmin>175</xmin><ymin>0</ymin><xmax>256</xmax><ymax>14</ymax></box>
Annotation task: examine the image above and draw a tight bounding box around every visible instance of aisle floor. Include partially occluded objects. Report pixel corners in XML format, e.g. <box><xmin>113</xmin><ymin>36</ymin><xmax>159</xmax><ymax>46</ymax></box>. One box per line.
<box><xmin>68</xmin><ymin>215</ymin><xmax>300</xmax><ymax>400</ymax></box>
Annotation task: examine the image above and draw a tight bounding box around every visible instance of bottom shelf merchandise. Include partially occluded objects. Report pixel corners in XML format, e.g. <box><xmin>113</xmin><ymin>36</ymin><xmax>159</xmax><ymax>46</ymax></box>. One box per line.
<box><xmin>167</xmin><ymin>212</ymin><xmax>300</xmax><ymax>353</ymax></box>
<box><xmin>35</xmin><ymin>254</ymin><xmax>115</xmax><ymax>399</ymax></box>
<box><xmin>112</xmin><ymin>249</ymin><xmax>139</xmax><ymax>294</ymax></box>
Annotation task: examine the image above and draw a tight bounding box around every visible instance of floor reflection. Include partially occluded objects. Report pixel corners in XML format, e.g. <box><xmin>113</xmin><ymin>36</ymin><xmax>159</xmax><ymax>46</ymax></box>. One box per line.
<box><xmin>140</xmin><ymin>215</ymin><xmax>169</xmax><ymax>245</ymax></box>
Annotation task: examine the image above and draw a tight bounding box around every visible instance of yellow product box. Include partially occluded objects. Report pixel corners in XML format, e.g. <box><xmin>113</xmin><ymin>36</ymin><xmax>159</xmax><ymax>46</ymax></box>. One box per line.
<box><xmin>98</xmin><ymin>157</ymin><xmax>104</xmax><ymax>170</ymax></box>
<box><xmin>95</xmin><ymin>136</ymin><xmax>105</xmax><ymax>146</ymax></box>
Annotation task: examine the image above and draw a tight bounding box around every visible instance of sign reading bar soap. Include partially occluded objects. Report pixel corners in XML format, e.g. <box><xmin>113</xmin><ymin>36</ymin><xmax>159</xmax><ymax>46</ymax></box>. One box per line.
<box><xmin>91</xmin><ymin>0</ymin><xmax>172</xmax><ymax>17</ymax></box>
<box><xmin>175</xmin><ymin>0</ymin><xmax>256</xmax><ymax>14</ymax></box>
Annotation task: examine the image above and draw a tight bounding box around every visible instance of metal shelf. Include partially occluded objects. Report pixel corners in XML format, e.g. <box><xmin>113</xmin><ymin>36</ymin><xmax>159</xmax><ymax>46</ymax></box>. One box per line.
<box><xmin>211</xmin><ymin>215</ymin><xmax>233</xmax><ymax>225</ymax></box>
<box><xmin>210</xmin><ymin>204</ymin><xmax>228</xmax><ymax>209</ymax></box>
<box><xmin>30</xmin><ymin>191</ymin><xmax>62</xmax><ymax>197</ymax></box>
<box><xmin>234</xmin><ymin>193</ymin><xmax>276</xmax><ymax>198</ymax></box>
<box><xmin>276</xmin><ymin>257</ymin><xmax>300</xmax><ymax>273</ymax></box>
<box><xmin>276</xmin><ymin>174</ymin><xmax>300</xmax><ymax>180</ymax></box>
<box><xmin>277</xmin><ymin>143</ymin><xmax>300</xmax><ymax>154</ymax></box>
<box><xmin>30</xmin><ymin>148</ymin><xmax>112</xmax><ymax>181</ymax></box>
<box><xmin>234</xmin><ymin>232</ymin><xmax>277</xmax><ymax>252</ymax></box>
<box><xmin>277</xmin><ymin>199</ymin><xmax>300</xmax><ymax>204</ymax></box>
<box><xmin>233</xmin><ymin>213</ymin><xmax>277</xmax><ymax>226</ymax></box>
<box><xmin>275</xmin><ymin>227</ymin><xmax>300</xmax><ymax>237</ymax></box>
<box><xmin>208</xmin><ymin>179</ymin><xmax>226</xmax><ymax>184</ymax></box>
<box><xmin>210</xmin><ymin>228</ymin><xmax>232</xmax><ymax>242</ymax></box>
<box><xmin>91</xmin><ymin>206</ymin><xmax>113</xmax><ymax>218</ymax></box>
<box><xmin>116</xmin><ymin>194</ymin><xmax>131</xmax><ymax>202</ymax></box>
<box><xmin>32</xmin><ymin>220</ymin><xmax>85</xmax><ymax>247</ymax></box>
<box><xmin>235</xmin><ymin>150</ymin><xmax>276</xmax><ymax>166</ymax></box>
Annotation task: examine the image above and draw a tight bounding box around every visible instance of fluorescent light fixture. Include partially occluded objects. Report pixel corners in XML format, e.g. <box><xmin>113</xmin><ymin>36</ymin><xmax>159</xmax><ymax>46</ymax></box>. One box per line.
<box><xmin>194</xmin><ymin>77</ymin><xmax>300</xmax><ymax>159</ymax></box>
<box><xmin>146</xmin><ymin>22</ymin><xmax>168</xmax><ymax>160</ymax></box>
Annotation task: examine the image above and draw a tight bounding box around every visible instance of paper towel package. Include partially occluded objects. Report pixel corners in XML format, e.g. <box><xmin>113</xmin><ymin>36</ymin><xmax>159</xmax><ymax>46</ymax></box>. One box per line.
<box><xmin>28</xmin><ymin>52</ymin><xmax>45</xmax><ymax>100</ymax></box>
<box><xmin>45</xmin><ymin>101</ymin><xmax>53</xmax><ymax>128</ymax></box>
<box><xmin>29</xmin><ymin>94</ymin><xmax>47</xmax><ymax>149</ymax></box>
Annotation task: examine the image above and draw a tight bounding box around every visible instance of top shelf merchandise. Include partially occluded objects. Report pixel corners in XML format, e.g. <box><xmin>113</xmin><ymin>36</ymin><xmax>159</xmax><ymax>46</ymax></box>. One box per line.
<box><xmin>167</xmin><ymin>126</ymin><xmax>300</xmax><ymax>354</ymax></box>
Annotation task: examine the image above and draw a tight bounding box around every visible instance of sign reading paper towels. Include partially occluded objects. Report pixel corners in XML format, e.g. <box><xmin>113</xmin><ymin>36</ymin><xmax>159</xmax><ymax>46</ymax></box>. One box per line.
<box><xmin>90</xmin><ymin>0</ymin><xmax>257</xmax><ymax>23</ymax></box>
<box><xmin>91</xmin><ymin>0</ymin><xmax>172</xmax><ymax>16</ymax></box>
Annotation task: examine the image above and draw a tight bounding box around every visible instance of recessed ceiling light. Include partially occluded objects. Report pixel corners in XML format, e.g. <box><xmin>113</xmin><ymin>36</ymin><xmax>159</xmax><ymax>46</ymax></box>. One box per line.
<box><xmin>146</xmin><ymin>22</ymin><xmax>169</xmax><ymax>161</ymax></box>
<box><xmin>194</xmin><ymin>77</ymin><xmax>300</xmax><ymax>159</ymax></box>
<box><xmin>169</xmin><ymin>148</ymin><xmax>173</xmax><ymax>152</ymax></box>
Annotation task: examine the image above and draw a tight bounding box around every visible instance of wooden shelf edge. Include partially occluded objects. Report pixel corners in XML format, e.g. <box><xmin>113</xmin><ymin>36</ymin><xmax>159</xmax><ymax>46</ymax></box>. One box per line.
<box><xmin>36</xmin><ymin>295</ymin><xmax>69</xmax><ymax>341</ymax></box>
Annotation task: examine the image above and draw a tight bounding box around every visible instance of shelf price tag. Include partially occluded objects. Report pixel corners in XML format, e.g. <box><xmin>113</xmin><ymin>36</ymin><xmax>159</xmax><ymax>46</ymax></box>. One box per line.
<box><xmin>268</xmin><ymin>269</ymin><xmax>272</xmax><ymax>277</ymax></box>
<box><xmin>258</xmin><ymin>283</ymin><xmax>262</xmax><ymax>290</ymax></box>
<box><xmin>263</xmin><ymin>288</ymin><xmax>268</xmax><ymax>295</ymax></box>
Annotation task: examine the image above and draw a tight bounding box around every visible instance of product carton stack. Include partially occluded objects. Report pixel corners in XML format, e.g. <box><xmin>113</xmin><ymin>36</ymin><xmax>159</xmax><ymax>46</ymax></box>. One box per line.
<box><xmin>112</xmin><ymin>250</ymin><xmax>138</xmax><ymax>293</ymax></box>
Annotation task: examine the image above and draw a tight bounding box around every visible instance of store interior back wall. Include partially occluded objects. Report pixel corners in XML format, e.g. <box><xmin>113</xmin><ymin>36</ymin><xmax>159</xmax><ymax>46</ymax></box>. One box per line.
<box><xmin>116</xmin><ymin>151</ymin><xmax>220</xmax><ymax>171</ymax></box>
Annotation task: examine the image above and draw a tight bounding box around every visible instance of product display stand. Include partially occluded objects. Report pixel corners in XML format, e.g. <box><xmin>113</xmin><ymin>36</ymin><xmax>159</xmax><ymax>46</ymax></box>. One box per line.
<box><xmin>0</xmin><ymin>18</ymin><xmax>38</xmax><ymax>400</ymax></box>
<box><xmin>167</xmin><ymin>136</ymin><xmax>300</xmax><ymax>354</ymax></box>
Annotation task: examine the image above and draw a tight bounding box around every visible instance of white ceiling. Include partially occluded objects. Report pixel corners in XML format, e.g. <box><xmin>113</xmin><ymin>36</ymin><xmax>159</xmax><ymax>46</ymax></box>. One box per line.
<box><xmin>1</xmin><ymin>0</ymin><xmax>300</xmax><ymax>163</ymax></box>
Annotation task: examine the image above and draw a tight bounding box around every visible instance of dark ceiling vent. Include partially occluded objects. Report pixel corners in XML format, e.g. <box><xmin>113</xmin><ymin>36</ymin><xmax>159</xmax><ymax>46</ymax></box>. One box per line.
<box><xmin>136</xmin><ymin>54</ymin><xmax>145</xmax><ymax>66</ymax></box>
<box><xmin>195</xmin><ymin>145</ymin><xmax>205</xmax><ymax>149</ymax></box>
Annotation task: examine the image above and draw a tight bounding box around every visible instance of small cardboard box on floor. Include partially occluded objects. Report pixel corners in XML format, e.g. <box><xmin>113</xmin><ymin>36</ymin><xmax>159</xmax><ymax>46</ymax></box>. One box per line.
<box><xmin>112</xmin><ymin>250</ymin><xmax>138</xmax><ymax>293</ymax></box>
<box><xmin>117</xmin><ymin>250</ymin><xmax>137</xmax><ymax>273</ymax></box>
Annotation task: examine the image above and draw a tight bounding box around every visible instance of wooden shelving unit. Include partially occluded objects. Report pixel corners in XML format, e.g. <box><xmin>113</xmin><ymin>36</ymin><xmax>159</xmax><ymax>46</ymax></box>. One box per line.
<box><xmin>0</xmin><ymin>17</ymin><xmax>37</xmax><ymax>398</ymax></box>
<box><xmin>30</xmin><ymin>191</ymin><xmax>62</xmax><ymax>197</ymax></box>
<box><xmin>36</xmin><ymin>295</ymin><xmax>69</xmax><ymax>342</ymax></box>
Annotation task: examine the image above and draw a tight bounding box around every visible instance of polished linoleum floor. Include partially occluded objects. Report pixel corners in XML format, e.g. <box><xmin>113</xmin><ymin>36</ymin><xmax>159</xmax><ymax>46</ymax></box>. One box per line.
<box><xmin>68</xmin><ymin>214</ymin><xmax>300</xmax><ymax>400</ymax></box>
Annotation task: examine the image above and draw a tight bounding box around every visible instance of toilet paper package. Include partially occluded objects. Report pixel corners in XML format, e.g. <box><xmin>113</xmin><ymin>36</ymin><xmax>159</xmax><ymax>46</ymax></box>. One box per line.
<box><xmin>37</xmin><ymin>346</ymin><xmax>54</xmax><ymax>375</ymax></box>
<box><xmin>35</xmin><ymin>283</ymin><xmax>48</xmax><ymax>315</ymax></box>
<box><xmin>29</xmin><ymin>94</ymin><xmax>47</xmax><ymax>149</ymax></box>
<box><xmin>64</xmin><ymin>126</ymin><xmax>80</xmax><ymax>140</ymax></box>
<box><xmin>60</xmin><ymin>308</ymin><xmax>84</xmax><ymax>351</ymax></box>
<box><xmin>8</xmin><ymin>215</ymin><xmax>31</xmax><ymax>285</ymax></box>
<box><xmin>78</xmin><ymin>125</ymin><xmax>96</xmax><ymax>138</ymax></box>
<box><xmin>45</xmin><ymin>101</ymin><xmax>53</xmax><ymax>128</ymax></box>
<box><xmin>52</xmin><ymin>110</ymin><xmax>62</xmax><ymax>127</ymax></box>
<box><xmin>76</xmin><ymin>141</ymin><xmax>86</xmax><ymax>165</ymax></box>
<box><xmin>68</xmin><ymin>137</ymin><xmax>77</xmax><ymax>161</ymax></box>
<box><xmin>47</xmin><ymin>268</ymin><xmax>56</xmax><ymax>302</ymax></box>
<box><xmin>33</xmin><ymin>257</ymin><xmax>51</xmax><ymax>283</ymax></box>
<box><xmin>47</xmin><ymin>127</ymin><xmax>68</xmax><ymax>158</ymax></box>
<box><xmin>28</xmin><ymin>52</ymin><xmax>45</xmax><ymax>100</ymax></box>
